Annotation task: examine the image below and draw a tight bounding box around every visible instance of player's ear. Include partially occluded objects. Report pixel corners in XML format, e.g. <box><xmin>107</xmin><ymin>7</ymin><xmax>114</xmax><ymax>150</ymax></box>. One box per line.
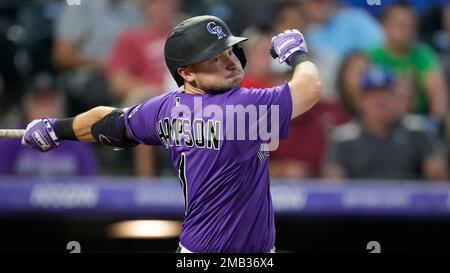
<box><xmin>177</xmin><ymin>67</ymin><xmax>196</xmax><ymax>84</ymax></box>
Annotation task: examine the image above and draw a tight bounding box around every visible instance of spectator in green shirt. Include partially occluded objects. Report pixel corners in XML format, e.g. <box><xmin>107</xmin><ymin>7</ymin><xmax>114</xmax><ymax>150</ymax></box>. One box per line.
<box><xmin>368</xmin><ymin>2</ymin><xmax>448</xmax><ymax>134</ymax></box>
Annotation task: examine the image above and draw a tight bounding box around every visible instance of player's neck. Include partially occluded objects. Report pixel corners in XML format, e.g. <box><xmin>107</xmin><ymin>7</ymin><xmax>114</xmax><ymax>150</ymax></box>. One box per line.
<box><xmin>184</xmin><ymin>82</ymin><xmax>206</xmax><ymax>95</ymax></box>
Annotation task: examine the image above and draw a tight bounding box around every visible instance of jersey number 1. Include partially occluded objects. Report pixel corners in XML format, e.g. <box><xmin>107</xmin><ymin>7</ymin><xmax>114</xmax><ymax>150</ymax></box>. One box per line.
<box><xmin>178</xmin><ymin>153</ymin><xmax>188</xmax><ymax>214</ymax></box>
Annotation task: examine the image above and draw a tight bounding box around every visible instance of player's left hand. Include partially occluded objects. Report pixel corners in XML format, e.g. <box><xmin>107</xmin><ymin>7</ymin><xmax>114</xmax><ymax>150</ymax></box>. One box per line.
<box><xmin>270</xmin><ymin>29</ymin><xmax>308</xmax><ymax>65</ymax></box>
<box><xmin>21</xmin><ymin>118</ymin><xmax>60</xmax><ymax>152</ymax></box>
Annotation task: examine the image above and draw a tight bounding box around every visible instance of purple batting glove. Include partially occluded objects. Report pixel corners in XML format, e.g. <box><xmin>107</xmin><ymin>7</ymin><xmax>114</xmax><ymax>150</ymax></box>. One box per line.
<box><xmin>21</xmin><ymin>118</ymin><xmax>59</xmax><ymax>152</ymax></box>
<box><xmin>270</xmin><ymin>29</ymin><xmax>308</xmax><ymax>64</ymax></box>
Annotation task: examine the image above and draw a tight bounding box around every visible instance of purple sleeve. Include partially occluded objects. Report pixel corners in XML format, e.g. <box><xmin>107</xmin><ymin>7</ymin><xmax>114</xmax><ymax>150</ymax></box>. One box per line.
<box><xmin>124</xmin><ymin>97</ymin><xmax>163</xmax><ymax>146</ymax></box>
<box><xmin>235</xmin><ymin>82</ymin><xmax>293</xmax><ymax>139</ymax></box>
<box><xmin>231</xmin><ymin>82</ymin><xmax>293</xmax><ymax>159</ymax></box>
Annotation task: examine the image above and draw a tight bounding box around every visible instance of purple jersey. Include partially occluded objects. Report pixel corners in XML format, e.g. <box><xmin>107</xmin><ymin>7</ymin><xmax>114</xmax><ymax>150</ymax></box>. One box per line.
<box><xmin>124</xmin><ymin>83</ymin><xmax>292</xmax><ymax>252</ymax></box>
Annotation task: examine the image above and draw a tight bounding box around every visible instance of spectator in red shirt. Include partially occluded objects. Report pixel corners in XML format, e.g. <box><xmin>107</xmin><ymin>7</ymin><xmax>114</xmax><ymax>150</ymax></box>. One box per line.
<box><xmin>107</xmin><ymin>0</ymin><xmax>185</xmax><ymax>105</ymax></box>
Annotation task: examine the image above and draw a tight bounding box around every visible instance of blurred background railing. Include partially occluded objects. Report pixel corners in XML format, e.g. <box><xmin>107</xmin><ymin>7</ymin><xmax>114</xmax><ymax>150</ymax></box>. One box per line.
<box><xmin>1</xmin><ymin>178</ymin><xmax>450</xmax><ymax>218</ymax></box>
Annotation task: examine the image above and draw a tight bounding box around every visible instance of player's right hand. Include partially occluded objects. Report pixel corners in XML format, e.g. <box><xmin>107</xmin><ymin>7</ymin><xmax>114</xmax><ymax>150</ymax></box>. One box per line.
<box><xmin>270</xmin><ymin>29</ymin><xmax>308</xmax><ymax>65</ymax></box>
<box><xmin>21</xmin><ymin>118</ymin><xmax>59</xmax><ymax>152</ymax></box>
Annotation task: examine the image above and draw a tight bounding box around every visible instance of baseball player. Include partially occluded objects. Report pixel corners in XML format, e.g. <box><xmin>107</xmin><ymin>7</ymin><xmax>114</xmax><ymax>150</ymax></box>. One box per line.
<box><xmin>21</xmin><ymin>15</ymin><xmax>321</xmax><ymax>253</ymax></box>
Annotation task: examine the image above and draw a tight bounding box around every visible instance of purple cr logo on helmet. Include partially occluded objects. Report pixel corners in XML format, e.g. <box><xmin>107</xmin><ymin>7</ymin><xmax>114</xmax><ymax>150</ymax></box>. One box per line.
<box><xmin>207</xmin><ymin>21</ymin><xmax>227</xmax><ymax>40</ymax></box>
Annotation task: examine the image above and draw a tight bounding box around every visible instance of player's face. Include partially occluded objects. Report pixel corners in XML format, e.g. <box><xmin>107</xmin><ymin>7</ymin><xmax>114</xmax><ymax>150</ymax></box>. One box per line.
<box><xmin>188</xmin><ymin>47</ymin><xmax>244</xmax><ymax>94</ymax></box>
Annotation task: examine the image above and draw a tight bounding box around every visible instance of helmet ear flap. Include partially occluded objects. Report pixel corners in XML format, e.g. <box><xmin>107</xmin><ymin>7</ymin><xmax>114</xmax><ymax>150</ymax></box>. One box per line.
<box><xmin>174</xmin><ymin>73</ymin><xmax>185</xmax><ymax>87</ymax></box>
<box><xmin>232</xmin><ymin>44</ymin><xmax>247</xmax><ymax>69</ymax></box>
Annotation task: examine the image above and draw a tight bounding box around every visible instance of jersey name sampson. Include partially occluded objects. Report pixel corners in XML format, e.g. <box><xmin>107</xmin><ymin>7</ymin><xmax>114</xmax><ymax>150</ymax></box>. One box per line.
<box><xmin>157</xmin><ymin>117</ymin><xmax>221</xmax><ymax>150</ymax></box>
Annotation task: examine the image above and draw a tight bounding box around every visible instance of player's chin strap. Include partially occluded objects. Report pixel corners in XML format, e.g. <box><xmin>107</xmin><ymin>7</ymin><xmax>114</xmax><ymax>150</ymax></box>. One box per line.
<box><xmin>91</xmin><ymin>109</ymin><xmax>138</xmax><ymax>149</ymax></box>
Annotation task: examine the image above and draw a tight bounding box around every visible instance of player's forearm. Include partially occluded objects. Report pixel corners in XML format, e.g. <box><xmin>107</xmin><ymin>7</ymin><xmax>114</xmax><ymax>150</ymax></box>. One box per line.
<box><xmin>21</xmin><ymin>106</ymin><xmax>119</xmax><ymax>152</ymax></box>
<box><xmin>288</xmin><ymin>61</ymin><xmax>322</xmax><ymax>119</ymax></box>
<box><xmin>72</xmin><ymin>106</ymin><xmax>116</xmax><ymax>142</ymax></box>
<box><xmin>291</xmin><ymin>61</ymin><xmax>321</xmax><ymax>87</ymax></box>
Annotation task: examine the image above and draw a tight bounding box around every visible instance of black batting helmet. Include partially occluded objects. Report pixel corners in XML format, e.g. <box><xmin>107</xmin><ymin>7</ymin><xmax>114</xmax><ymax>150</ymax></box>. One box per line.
<box><xmin>164</xmin><ymin>15</ymin><xmax>248</xmax><ymax>87</ymax></box>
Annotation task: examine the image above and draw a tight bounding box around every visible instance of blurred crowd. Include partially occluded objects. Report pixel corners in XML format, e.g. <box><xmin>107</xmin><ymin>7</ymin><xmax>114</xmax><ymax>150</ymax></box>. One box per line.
<box><xmin>0</xmin><ymin>0</ymin><xmax>449</xmax><ymax>182</ymax></box>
